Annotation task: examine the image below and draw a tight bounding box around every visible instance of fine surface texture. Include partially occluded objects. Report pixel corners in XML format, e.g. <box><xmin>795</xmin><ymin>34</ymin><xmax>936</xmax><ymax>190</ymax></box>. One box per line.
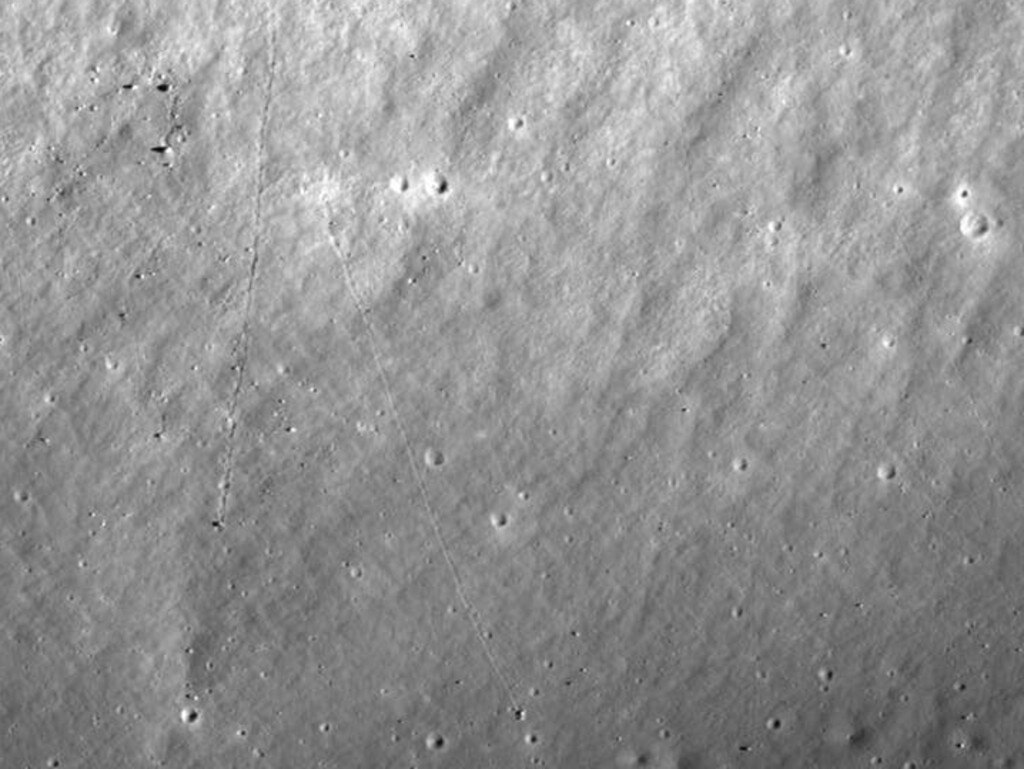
<box><xmin>2</xmin><ymin>2</ymin><xmax>1024</xmax><ymax>768</ymax></box>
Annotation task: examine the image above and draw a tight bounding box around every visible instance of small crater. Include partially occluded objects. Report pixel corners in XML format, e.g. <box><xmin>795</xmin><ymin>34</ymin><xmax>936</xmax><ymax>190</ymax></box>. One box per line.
<box><xmin>150</xmin><ymin>145</ymin><xmax>175</xmax><ymax>167</ymax></box>
<box><xmin>424</xmin><ymin>170</ymin><xmax>449</xmax><ymax>196</ymax></box>
<box><xmin>508</xmin><ymin>115</ymin><xmax>525</xmax><ymax>131</ymax></box>
<box><xmin>425</xmin><ymin>731</ymin><xmax>446</xmax><ymax>750</ymax></box>
<box><xmin>524</xmin><ymin>732</ymin><xmax>540</xmax><ymax>746</ymax></box>
<box><xmin>766</xmin><ymin>717</ymin><xmax>783</xmax><ymax>731</ymax></box>
<box><xmin>389</xmin><ymin>175</ymin><xmax>409</xmax><ymax>194</ymax></box>
<box><xmin>846</xmin><ymin>727</ymin><xmax>869</xmax><ymax>746</ymax></box>
<box><xmin>732</xmin><ymin>457</ymin><xmax>749</xmax><ymax>472</ymax></box>
<box><xmin>876</xmin><ymin>462</ymin><xmax>896</xmax><ymax>481</ymax></box>
<box><xmin>423</xmin><ymin>447</ymin><xmax>445</xmax><ymax>468</ymax></box>
<box><xmin>180</xmin><ymin>706</ymin><xmax>201</xmax><ymax>725</ymax></box>
<box><xmin>616</xmin><ymin>748</ymin><xmax>654</xmax><ymax>767</ymax></box>
<box><xmin>959</xmin><ymin>210</ymin><xmax>990</xmax><ymax>240</ymax></box>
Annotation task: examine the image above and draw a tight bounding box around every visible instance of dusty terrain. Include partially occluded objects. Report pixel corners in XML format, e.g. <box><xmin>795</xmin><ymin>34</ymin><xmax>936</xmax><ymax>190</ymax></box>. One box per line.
<box><xmin>3</xmin><ymin>1</ymin><xmax>1024</xmax><ymax>767</ymax></box>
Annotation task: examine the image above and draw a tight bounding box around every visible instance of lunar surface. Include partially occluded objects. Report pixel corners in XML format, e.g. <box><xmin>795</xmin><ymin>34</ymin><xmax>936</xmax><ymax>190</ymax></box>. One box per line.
<box><xmin>3</xmin><ymin>2</ymin><xmax>1024</xmax><ymax>767</ymax></box>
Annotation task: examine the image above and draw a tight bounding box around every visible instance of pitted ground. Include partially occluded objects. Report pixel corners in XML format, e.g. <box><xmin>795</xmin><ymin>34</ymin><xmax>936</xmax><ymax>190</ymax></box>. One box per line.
<box><xmin>2</xmin><ymin>1</ymin><xmax>1024</xmax><ymax>767</ymax></box>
